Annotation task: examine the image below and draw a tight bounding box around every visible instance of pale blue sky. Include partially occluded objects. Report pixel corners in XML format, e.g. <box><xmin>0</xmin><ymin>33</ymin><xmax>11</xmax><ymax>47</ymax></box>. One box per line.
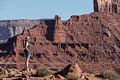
<box><xmin>0</xmin><ymin>0</ymin><xmax>93</xmax><ymax>20</ymax></box>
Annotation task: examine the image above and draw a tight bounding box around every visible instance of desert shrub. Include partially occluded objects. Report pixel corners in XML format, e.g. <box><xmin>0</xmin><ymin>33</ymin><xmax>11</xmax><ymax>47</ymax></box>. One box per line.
<box><xmin>36</xmin><ymin>69</ymin><xmax>51</xmax><ymax>77</ymax></box>
<box><xmin>100</xmin><ymin>70</ymin><xmax>119</xmax><ymax>80</ymax></box>
<box><xmin>65</xmin><ymin>75</ymin><xmax>78</xmax><ymax>80</ymax></box>
<box><xmin>49</xmin><ymin>68</ymin><xmax>59</xmax><ymax>71</ymax></box>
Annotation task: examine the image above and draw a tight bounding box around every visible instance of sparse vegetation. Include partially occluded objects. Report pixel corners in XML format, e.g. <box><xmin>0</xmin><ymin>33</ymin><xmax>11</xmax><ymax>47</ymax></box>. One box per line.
<box><xmin>65</xmin><ymin>75</ymin><xmax>78</xmax><ymax>80</ymax></box>
<box><xmin>100</xmin><ymin>70</ymin><xmax>119</xmax><ymax>80</ymax></box>
<box><xmin>49</xmin><ymin>68</ymin><xmax>59</xmax><ymax>71</ymax></box>
<box><xmin>36</xmin><ymin>69</ymin><xmax>51</xmax><ymax>77</ymax></box>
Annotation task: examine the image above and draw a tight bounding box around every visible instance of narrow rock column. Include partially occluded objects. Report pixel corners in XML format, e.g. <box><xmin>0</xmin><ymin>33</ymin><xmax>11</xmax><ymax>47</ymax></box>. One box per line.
<box><xmin>54</xmin><ymin>15</ymin><xmax>66</xmax><ymax>43</ymax></box>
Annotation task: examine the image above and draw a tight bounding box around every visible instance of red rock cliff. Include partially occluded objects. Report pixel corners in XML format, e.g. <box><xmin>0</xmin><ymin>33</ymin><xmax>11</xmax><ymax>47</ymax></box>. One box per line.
<box><xmin>1</xmin><ymin>13</ymin><xmax>120</xmax><ymax>73</ymax></box>
<box><xmin>94</xmin><ymin>0</ymin><xmax>120</xmax><ymax>14</ymax></box>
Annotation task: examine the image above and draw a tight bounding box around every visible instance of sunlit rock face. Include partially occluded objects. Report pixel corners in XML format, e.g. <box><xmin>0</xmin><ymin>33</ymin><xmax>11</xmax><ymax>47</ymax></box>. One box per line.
<box><xmin>94</xmin><ymin>0</ymin><xmax>120</xmax><ymax>14</ymax></box>
<box><xmin>1</xmin><ymin>0</ymin><xmax>120</xmax><ymax>72</ymax></box>
<box><xmin>54</xmin><ymin>15</ymin><xmax>66</xmax><ymax>43</ymax></box>
<box><xmin>1</xmin><ymin>13</ymin><xmax>120</xmax><ymax>72</ymax></box>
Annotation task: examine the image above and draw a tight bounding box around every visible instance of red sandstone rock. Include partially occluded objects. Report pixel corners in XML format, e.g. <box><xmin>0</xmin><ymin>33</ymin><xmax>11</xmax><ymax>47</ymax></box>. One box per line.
<box><xmin>1</xmin><ymin>12</ymin><xmax>120</xmax><ymax>72</ymax></box>
<box><xmin>54</xmin><ymin>15</ymin><xmax>66</xmax><ymax>43</ymax></box>
<box><xmin>61</xmin><ymin>63</ymin><xmax>82</xmax><ymax>78</ymax></box>
<box><xmin>94</xmin><ymin>0</ymin><xmax>120</xmax><ymax>14</ymax></box>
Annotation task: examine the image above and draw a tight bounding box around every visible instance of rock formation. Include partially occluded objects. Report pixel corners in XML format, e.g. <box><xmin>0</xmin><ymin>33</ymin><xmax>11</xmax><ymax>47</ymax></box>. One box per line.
<box><xmin>0</xmin><ymin>13</ymin><xmax>120</xmax><ymax>73</ymax></box>
<box><xmin>60</xmin><ymin>63</ymin><xmax>82</xmax><ymax>78</ymax></box>
<box><xmin>14</xmin><ymin>22</ymin><xmax>48</xmax><ymax>57</ymax></box>
<box><xmin>1</xmin><ymin>0</ymin><xmax>120</xmax><ymax>73</ymax></box>
<box><xmin>94</xmin><ymin>0</ymin><xmax>120</xmax><ymax>14</ymax></box>
<box><xmin>0</xmin><ymin>19</ymin><xmax>44</xmax><ymax>43</ymax></box>
<box><xmin>54</xmin><ymin>15</ymin><xmax>66</xmax><ymax>43</ymax></box>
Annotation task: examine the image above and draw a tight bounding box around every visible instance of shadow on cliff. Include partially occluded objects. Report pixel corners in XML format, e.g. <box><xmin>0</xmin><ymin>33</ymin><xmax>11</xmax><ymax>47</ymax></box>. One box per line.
<box><xmin>0</xmin><ymin>26</ymin><xmax>11</xmax><ymax>41</ymax></box>
<box><xmin>0</xmin><ymin>36</ymin><xmax>17</xmax><ymax>58</ymax></box>
<box><xmin>45</xmin><ymin>20</ymin><xmax>55</xmax><ymax>41</ymax></box>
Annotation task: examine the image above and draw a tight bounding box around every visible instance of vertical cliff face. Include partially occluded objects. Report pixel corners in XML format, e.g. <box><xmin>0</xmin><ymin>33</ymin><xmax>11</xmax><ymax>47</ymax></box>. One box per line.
<box><xmin>94</xmin><ymin>0</ymin><xmax>112</xmax><ymax>12</ymax></box>
<box><xmin>54</xmin><ymin>15</ymin><xmax>66</xmax><ymax>43</ymax></box>
<box><xmin>1</xmin><ymin>13</ymin><xmax>120</xmax><ymax>72</ymax></box>
<box><xmin>94</xmin><ymin>0</ymin><xmax>120</xmax><ymax>14</ymax></box>
<box><xmin>0</xmin><ymin>19</ymin><xmax>43</xmax><ymax>43</ymax></box>
<box><xmin>14</xmin><ymin>22</ymin><xmax>48</xmax><ymax>56</ymax></box>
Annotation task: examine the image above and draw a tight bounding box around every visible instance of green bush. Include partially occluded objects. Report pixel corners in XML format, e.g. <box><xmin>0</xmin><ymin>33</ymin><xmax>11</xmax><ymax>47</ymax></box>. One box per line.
<box><xmin>36</xmin><ymin>69</ymin><xmax>51</xmax><ymax>77</ymax></box>
<box><xmin>100</xmin><ymin>70</ymin><xmax>119</xmax><ymax>80</ymax></box>
<box><xmin>65</xmin><ymin>75</ymin><xmax>78</xmax><ymax>80</ymax></box>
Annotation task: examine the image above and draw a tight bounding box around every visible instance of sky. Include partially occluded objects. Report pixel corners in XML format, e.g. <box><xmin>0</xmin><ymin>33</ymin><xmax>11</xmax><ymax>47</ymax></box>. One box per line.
<box><xmin>0</xmin><ymin>0</ymin><xmax>93</xmax><ymax>20</ymax></box>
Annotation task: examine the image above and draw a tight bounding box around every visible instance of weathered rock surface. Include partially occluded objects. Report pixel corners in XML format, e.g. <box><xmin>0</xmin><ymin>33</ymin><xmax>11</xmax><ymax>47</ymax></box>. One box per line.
<box><xmin>1</xmin><ymin>12</ymin><xmax>120</xmax><ymax>72</ymax></box>
<box><xmin>60</xmin><ymin>63</ymin><xmax>82</xmax><ymax>78</ymax></box>
<box><xmin>0</xmin><ymin>67</ymin><xmax>8</xmax><ymax>75</ymax></box>
<box><xmin>0</xmin><ymin>19</ymin><xmax>48</xmax><ymax>43</ymax></box>
<box><xmin>94</xmin><ymin>0</ymin><xmax>120</xmax><ymax>14</ymax></box>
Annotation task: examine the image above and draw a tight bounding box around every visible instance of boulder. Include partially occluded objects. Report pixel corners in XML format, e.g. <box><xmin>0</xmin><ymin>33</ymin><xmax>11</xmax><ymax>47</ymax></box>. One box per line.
<box><xmin>61</xmin><ymin>63</ymin><xmax>82</xmax><ymax>78</ymax></box>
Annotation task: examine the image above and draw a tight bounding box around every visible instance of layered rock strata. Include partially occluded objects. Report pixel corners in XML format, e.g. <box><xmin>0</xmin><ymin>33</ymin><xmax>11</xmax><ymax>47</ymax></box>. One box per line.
<box><xmin>0</xmin><ymin>13</ymin><xmax>120</xmax><ymax>73</ymax></box>
<box><xmin>94</xmin><ymin>0</ymin><xmax>120</xmax><ymax>14</ymax></box>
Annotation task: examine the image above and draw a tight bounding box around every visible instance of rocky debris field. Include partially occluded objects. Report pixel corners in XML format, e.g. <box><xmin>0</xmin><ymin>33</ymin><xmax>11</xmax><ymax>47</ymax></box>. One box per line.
<box><xmin>0</xmin><ymin>63</ymin><xmax>119</xmax><ymax>80</ymax></box>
